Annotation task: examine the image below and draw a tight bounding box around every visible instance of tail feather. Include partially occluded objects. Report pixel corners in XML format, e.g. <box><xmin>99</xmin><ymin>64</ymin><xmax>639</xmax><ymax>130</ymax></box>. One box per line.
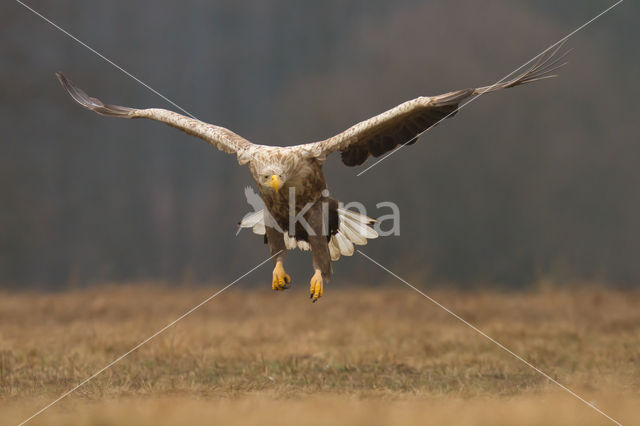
<box><xmin>334</xmin><ymin>232</ymin><xmax>355</xmax><ymax>257</ymax></box>
<box><xmin>338</xmin><ymin>208</ymin><xmax>376</xmax><ymax>225</ymax></box>
<box><xmin>284</xmin><ymin>233</ymin><xmax>297</xmax><ymax>250</ymax></box>
<box><xmin>297</xmin><ymin>240</ymin><xmax>311</xmax><ymax>251</ymax></box>
<box><xmin>238</xmin><ymin>210</ymin><xmax>263</xmax><ymax>228</ymax></box>
<box><xmin>238</xmin><ymin>208</ymin><xmax>378</xmax><ymax>260</ymax></box>
<box><xmin>340</xmin><ymin>214</ymin><xmax>378</xmax><ymax>240</ymax></box>
<box><xmin>328</xmin><ymin>238</ymin><xmax>341</xmax><ymax>261</ymax></box>
<box><xmin>339</xmin><ymin>219</ymin><xmax>368</xmax><ymax>245</ymax></box>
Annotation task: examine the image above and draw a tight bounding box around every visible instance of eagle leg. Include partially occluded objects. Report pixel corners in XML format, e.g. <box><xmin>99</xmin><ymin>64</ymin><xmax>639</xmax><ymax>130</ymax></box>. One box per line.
<box><xmin>272</xmin><ymin>260</ymin><xmax>291</xmax><ymax>291</ymax></box>
<box><xmin>309</xmin><ymin>269</ymin><xmax>323</xmax><ymax>302</ymax></box>
<box><xmin>266</xmin><ymin>225</ymin><xmax>290</xmax><ymax>291</ymax></box>
<box><xmin>306</xmin><ymin>200</ymin><xmax>332</xmax><ymax>302</ymax></box>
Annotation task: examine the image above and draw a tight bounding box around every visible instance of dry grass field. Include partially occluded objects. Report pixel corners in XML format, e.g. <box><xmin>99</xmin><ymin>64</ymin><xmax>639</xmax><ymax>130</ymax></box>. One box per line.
<box><xmin>1</xmin><ymin>283</ymin><xmax>639</xmax><ymax>425</ymax></box>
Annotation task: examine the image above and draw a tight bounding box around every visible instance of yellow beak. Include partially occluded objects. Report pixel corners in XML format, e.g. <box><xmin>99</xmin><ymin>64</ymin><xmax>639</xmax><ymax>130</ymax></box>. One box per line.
<box><xmin>269</xmin><ymin>175</ymin><xmax>281</xmax><ymax>191</ymax></box>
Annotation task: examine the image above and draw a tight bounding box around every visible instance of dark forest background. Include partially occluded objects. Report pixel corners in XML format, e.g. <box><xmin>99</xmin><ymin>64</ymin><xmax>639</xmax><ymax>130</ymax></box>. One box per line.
<box><xmin>1</xmin><ymin>0</ymin><xmax>638</xmax><ymax>289</ymax></box>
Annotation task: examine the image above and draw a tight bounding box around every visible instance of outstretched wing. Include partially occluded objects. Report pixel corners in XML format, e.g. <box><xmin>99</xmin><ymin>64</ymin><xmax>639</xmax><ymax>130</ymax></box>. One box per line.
<box><xmin>56</xmin><ymin>73</ymin><xmax>255</xmax><ymax>158</ymax></box>
<box><xmin>299</xmin><ymin>43</ymin><xmax>569</xmax><ymax>166</ymax></box>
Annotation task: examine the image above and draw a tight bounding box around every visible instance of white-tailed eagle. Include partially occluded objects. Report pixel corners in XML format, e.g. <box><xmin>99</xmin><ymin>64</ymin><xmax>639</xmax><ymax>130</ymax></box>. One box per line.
<box><xmin>56</xmin><ymin>44</ymin><xmax>566</xmax><ymax>301</ymax></box>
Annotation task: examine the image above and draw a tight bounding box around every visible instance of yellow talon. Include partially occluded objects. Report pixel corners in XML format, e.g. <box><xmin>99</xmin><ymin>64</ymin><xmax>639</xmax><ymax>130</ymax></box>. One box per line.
<box><xmin>272</xmin><ymin>261</ymin><xmax>291</xmax><ymax>291</ymax></box>
<box><xmin>309</xmin><ymin>270</ymin><xmax>323</xmax><ymax>302</ymax></box>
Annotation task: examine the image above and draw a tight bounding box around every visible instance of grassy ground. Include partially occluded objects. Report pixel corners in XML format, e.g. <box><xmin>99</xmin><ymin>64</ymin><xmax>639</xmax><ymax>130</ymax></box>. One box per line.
<box><xmin>1</xmin><ymin>284</ymin><xmax>639</xmax><ymax>425</ymax></box>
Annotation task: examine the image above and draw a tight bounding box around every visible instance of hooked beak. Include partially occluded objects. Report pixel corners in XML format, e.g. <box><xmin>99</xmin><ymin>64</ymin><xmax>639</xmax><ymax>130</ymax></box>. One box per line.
<box><xmin>269</xmin><ymin>175</ymin><xmax>281</xmax><ymax>191</ymax></box>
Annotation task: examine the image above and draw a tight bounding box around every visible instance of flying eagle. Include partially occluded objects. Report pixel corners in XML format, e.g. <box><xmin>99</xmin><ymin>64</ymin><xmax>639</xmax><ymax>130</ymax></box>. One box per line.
<box><xmin>56</xmin><ymin>44</ymin><xmax>566</xmax><ymax>301</ymax></box>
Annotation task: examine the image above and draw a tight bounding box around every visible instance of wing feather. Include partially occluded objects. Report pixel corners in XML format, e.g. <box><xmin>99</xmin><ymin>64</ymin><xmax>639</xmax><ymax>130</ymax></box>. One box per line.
<box><xmin>56</xmin><ymin>73</ymin><xmax>254</xmax><ymax>158</ymax></box>
<box><xmin>298</xmin><ymin>42</ymin><xmax>568</xmax><ymax>167</ymax></box>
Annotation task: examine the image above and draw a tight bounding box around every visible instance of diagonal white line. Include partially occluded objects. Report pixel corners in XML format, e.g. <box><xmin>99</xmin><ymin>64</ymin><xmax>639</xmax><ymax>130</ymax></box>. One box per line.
<box><xmin>357</xmin><ymin>249</ymin><xmax>623</xmax><ymax>425</ymax></box>
<box><xmin>17</xmin><ymin>251</ymin><xmax>281</xmax><ymax>426</ymax></box>
<box><xmin>15</xmin><ymin>1</ymin><xmax>269</xmax><ymax>169</ymax></box>
<box><xmin>14</xmin><ymin>0</ymin><xmax>199</xmax><ymax>119</ymax></box>
<box><xmin>356</xmin><ymin>0</ymin><xmax>624</xmax><ymax>176</ymax></box>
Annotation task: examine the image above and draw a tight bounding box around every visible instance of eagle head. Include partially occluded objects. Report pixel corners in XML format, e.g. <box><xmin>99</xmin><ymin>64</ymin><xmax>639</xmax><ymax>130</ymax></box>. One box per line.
<box><xmin>256</xmin><ymin>166</ymin><xmax>287</xmax><ymax>192</ymax></box>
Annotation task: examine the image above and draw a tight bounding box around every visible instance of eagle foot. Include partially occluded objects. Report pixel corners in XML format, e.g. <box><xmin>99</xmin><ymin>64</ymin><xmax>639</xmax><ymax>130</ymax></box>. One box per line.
<box><xmin>309</xmin><ymin>270</ymin><xmax>323</xmax><ymax>302</ymax></box>
<box><xmin>272</xmin><ymin>261</ymin><xmax>291</xmax><ymax>291</ymax></box>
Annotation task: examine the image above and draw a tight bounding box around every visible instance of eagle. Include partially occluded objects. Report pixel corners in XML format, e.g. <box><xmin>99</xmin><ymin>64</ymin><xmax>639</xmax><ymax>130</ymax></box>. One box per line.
<box><xmin>56</xmin><ymin>44</ymin><xmax>566</xmax><ymax>301</ymax></box>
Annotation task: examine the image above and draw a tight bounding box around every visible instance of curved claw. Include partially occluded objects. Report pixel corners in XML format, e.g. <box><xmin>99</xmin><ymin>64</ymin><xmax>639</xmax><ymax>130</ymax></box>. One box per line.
<box><xmin>272</xmin><ymin>261</ymin><xmax>291</xmax><ymax>291</ymax></box>
<box><xmin>309</xmin><ymin>270</ymin><xmax>323</xmax><ymax>302</ymax></box>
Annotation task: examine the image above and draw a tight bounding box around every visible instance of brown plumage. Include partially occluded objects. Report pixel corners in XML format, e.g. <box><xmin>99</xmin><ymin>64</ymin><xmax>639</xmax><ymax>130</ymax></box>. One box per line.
<box><xmin>56</xmin><ymin>42</ymin><xmax>567</xmax><ymax>302</ymax></box>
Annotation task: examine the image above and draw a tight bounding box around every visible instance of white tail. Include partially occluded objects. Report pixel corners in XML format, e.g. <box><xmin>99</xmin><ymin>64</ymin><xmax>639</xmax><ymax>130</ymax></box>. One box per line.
<box><xmin>238</xmin><ymin>208</ymin><xmax>378</xmax><ymax>260</ymax></box>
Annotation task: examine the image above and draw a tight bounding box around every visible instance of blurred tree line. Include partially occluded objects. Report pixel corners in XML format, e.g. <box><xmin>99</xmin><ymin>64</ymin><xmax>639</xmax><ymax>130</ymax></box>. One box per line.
<box><xmin>1</xmin><ymin>0</ymin><xmax>638</xmax><ymax>289</ymax></box>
